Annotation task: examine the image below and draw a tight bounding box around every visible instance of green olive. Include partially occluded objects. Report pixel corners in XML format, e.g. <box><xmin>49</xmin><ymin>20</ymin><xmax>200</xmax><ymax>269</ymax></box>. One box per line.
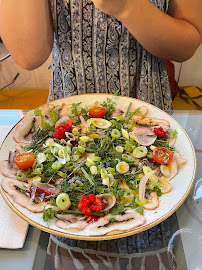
<box><xmin>56</xmin><ymin>193</ymin><xmax>71</xmax><ymax>210</ymax></box>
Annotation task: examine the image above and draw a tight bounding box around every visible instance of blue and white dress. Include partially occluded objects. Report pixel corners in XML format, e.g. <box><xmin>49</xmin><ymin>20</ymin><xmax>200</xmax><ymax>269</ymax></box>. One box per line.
<box><xmin>49</xmin><ymin>0</ymin><xmax>172</xmax><ymax>110</ymax></box>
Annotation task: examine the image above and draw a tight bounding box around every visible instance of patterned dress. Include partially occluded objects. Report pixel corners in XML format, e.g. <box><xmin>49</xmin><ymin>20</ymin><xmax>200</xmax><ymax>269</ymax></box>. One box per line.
<box><xmin>48</xmin><ymin>1</ymin><xmax>175</xmax><ymax>269</ymax></box>
<box><xmin>49</xmin><ymin>0</ymin><xmax>172</xmax><ymax>110</ymax></box>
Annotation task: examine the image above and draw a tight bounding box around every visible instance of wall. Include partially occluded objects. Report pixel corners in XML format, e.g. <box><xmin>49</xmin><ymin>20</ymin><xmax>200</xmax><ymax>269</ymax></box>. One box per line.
<box><xmin>174</xmin><ymin>44</ymin><xmax>202</xmax><ymax>86</ymax></box>
<box><xmin>0</xmin><ymin>43</ymin><xmax>51</xmax><ymax>90</ymax></box>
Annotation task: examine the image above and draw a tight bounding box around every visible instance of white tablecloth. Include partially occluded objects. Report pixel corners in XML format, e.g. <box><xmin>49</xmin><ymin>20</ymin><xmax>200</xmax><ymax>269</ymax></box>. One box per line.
<box><xmin>0</xmin><ymin>125</ymin><xmax>28</xmax><ymax>249</ymax></box>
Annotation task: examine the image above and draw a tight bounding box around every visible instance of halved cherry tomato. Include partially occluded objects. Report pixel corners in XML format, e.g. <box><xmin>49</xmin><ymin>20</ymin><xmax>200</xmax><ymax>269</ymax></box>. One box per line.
<box><xmin>152</xmin><ymin>147</ymin><xmax>173</xmax><ymax>165</ymax></box>
<box><xmin>14</xmin><ymin>153</ymin><xmax>35</xmax><ymax>169</ymax></box>
<box><xmin>89</xmin><ymin>107</ymin><xmax>106</xmax><ymax>118</ymax></box>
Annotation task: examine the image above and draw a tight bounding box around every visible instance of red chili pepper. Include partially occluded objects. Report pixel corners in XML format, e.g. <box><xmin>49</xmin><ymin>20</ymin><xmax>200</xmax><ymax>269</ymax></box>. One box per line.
<box><xmin>53</xmin><ymin>126</ymin><xmax>66</xmax><ymax>139</ymax></box>
<box><xmin>78</xmin><ymin>194</ymin><xmax>103</xmax><ymax>215</ymax></box>
<box><xmin>153</xmin><ymin>127</ymin><xmax>167</xmax><ymax>137</ymax></box>
<box><xmin>61</xmin><ymin>120</ymin><xmax>73</xmax><ymax>132</ymax></box>
<box><xmin>53</xmin><ymin>120</ymin><xmax>74</xmax><ymax>139</ymax></box>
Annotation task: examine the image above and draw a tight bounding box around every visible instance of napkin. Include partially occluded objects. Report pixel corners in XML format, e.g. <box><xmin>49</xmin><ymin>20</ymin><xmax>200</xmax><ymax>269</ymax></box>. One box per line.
<box><xmin>0</xmin><ymin>125</ymin><xmax>29</xmax><ymax>249</ymax></box>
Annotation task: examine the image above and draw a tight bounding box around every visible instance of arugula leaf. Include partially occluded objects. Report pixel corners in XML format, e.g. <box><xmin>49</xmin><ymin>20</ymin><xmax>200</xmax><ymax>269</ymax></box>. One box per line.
<box><xmin>110</xmin><ymin>204</ymin><xmax>124</xmax><ymax>215</ymax></box>
<box><xmin>135</xmin><ymin>206</ymin><xmax>144</xmax><ymax>215</ymax></box>
<box><xmin>109</xmin><ymin>217</ymin><xmax>116</xmax><ymax>223</ymax></box>
<box><xmin>71</xmin><ymin>102</ymin><xmax>82</xmax><ymax>116</ymax></box>
<box><xmin>101</xmin><ymin>98</ymin><xmax>116</xmax><ymax>119</ymax></box>
<box><xmin>34</xmin><ymin>108</ymin><xmax>51</xmax><ymax>129</ymax></box>
<box><xmin>134</xmin><ymin>107</ymin><xmax>143</xmax><ymax>117</ymax></box>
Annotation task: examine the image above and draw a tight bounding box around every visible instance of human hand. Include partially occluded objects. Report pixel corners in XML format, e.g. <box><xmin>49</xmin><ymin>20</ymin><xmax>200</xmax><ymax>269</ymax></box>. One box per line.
<box><xmin>91</xmin><ymin>0</ymin><xmax>129</xmax><ymax>18</ymax></box>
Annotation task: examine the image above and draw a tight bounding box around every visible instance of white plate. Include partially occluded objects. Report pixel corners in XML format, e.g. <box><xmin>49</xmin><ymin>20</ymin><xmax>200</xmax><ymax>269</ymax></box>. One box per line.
<box><xmin>0</xmin><ymin>94</ymin><xmax>197</xmax><ymax>240</ymax></box>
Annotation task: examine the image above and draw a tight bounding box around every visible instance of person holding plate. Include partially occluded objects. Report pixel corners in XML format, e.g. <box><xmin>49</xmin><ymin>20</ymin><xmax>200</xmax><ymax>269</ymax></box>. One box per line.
<box><xmin>0</xmin><ymin>0</ymin><xmax>202</xmax><ymax>269</ymax></box>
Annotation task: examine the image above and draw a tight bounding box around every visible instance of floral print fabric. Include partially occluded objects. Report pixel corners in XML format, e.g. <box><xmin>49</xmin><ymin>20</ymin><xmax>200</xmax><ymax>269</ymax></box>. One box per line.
<box><xmin>49</xmin><ymin>0</ymin><xmax>172</xmax><ymax>110</ymax></box>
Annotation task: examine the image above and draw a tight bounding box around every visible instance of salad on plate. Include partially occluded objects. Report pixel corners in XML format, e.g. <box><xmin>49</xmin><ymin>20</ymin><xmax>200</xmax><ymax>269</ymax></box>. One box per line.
<box><xmin>0</xmin><ymin>97</ymin><xmax>186</xmax><ymax>236</ymax></box>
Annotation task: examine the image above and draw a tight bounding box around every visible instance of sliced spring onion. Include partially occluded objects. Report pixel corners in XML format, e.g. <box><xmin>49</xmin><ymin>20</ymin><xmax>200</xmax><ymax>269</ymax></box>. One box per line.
<box><xmin>46</xmin><ymin>153</ymin><xmax>56</xmax><ymax>162</ymax></box>
<box><xmin>58</xmin><ymin>171</ymin><xmax>67</xmax><ymax>178</ymax></box>
<box><xmin>115</xmin><ymin>146</ymin><xmax>124</xmax><ymax>153</ymax></box>
<box><xmin>133</xmin><ymin>146</ymin><xmax>148</xmax><ymax>158</ymax></box>
<box><xmin>36</xmin><ymin>153</ymin><xmax>46</xmax><ymax>164</ymax></box>
<box><xmin>106</xmin><ymin>167</ymin><xmax>116</xmax><ymax>175</ymax></box>
<box><xmin>49</xmin><ymin>142</ymin><xmax>70</xmax><ymax>164</ymax></box>
<box><xmin>121</xmin><ymin>128</ymin><xmax>129</xmax><ymax>140</ymax></box>
<box><xmin>150</xmin><ymin>145</ymin><xmax>157</xmax><ymax>151</ymax></box>
<box><xmin>71</xmin><ymin>155</ymin><xmax>80</xmax><ymax>162</ymax></box>
<box><xmin>135</xmin><ymin>197</ymin><xmax>147</xmax><ymax>206</ymax></box>
<box><xmin>16</xmin><ymin>172</ymin><xmax>24</xmax><ymax>181</ymax></box>
<box><xmin>147</xmin><ymin>152</ymin><xmax>153</xmax><ymax>159</ymax></box>
<box><xmin>45</xmin><ymin>138</ymin><xmax>54</xmax><ymax>147</ymax></box>
<box><xmin>34</xmin><ymin>164</ymin><xmax>43</xmax><ymax>174</ymax></box>
<box><xmin>124</xmin><ymin>144</ymin><xmax>132</xmax><ymax>152</ymax></box>
<box><xmin>143</xmin><ymin>166</ymin><xmax>158</xmax><ymax>182</ymax></box>
<box><xmin>139</xmin><ymin>170</ymin><xmax>157</xmax><ymax>201</ymax></box>
<box><xmin>79</xmin><ymin>141</ymin><xmax>86</xmax><ymax>148</ymax></box>
<box><xmin>64</xmin><ymin>162</ymin><xmax>74</xmax><ymax>170</ymax></box>
<box><xmin>122</xmin><ymin>154</ymin><xmax>134</xmax><ymax>163</ymax></box>
<box><xmin>87</xmin><ymin>157</ymin><xmax>95</xmax><ymax>165</ymax></box>
<box><xmin>160</xmin><ymin>165</ymin><xmax>171</xmax><ymax>177</ymax></box>
<box><xmin>91</xmin><ymin>156</ymin><xmax>101</xmax><ymax>162</ymax></box>
<box><xmin>78</xmin><ymin>146</ymin><xmax>85</xmax><ymax>154</ymax></box>
<box><xmin>52</xmin><ymin>161</ymin><xmax>63</xmax><ymax>170</ymax></box>
<box><xmin>80</xmin><ymin>136</ymin><xmax>91</xmax><ymax>142</ymax></box>
<box><xmin>65</xmin><ymin>145</ymin><xmax>71</xmax><ymax>154</ymax></box>
<box><xmin>90</xmin><ymin>118</ymin><xmax>111</xmax><ymax>129</ymax></box>
<box><xmin>102</xmin><ymin>177</ymin><xmax>110</xmax><ymax>186</ymax></box>
<box><xmin>116</xmin><ymin>161</ymin><xmax>129</xmax><ymax>174</ymax></box>
<box><xmin>116</xmin><ymin>115</ymin><xmax>124</xmax><ymax>122</ymax></box>
<box><xmin>72</xmin><ymin>127</ymin><xmax>79</xmax><ymax>135</ymax></box>
<box><xmin>101</xmin><ymin>168</ymin><xmax>108</xmax><ymax>179</ymax></box>
<box><xmin>111</xmin><ymin>129</ymin><xmax>121</xmax><ymax>139</ymax></box>
<box><xmin>56</xmin><ymin>193</ymin><xmax>71</xmax><ymax>211</ymax></box>
<box><xmin>90</xmin><ymin>165</ymin><xmax>98</xmax><ymax>175</ymax></box>
<box><xmin>109</xmin><ymin>119</ymin><xmax>117</xmax><ymax>128</ymax></box>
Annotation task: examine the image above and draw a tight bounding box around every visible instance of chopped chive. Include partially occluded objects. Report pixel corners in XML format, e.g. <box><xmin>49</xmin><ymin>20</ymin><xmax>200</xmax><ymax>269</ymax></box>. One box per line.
<box><xmin>81</xmin><ymin>167</ymin><xmax>95</xmax><ymax>186</ymax></box>
<box><xmin>124</xmin><ymin>102</ymin><xmax>132</xmax><ymax>119</ymax></box>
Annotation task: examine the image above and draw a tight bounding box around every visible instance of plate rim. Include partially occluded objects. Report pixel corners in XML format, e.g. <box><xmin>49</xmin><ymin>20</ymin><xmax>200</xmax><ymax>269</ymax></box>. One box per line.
<box><xmin>0</xmin><ymin>94</ymin><xmax>197</xmax><ymax>240</ymax></box>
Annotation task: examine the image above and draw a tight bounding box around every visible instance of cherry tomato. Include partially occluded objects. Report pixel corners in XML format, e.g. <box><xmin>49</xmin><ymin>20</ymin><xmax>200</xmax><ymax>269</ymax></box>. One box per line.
<box><xmin>14</xmin><ymin>153</ymin><xmax>35</xmax><ymax>169</ymax></box>
<box><xmin>152</xmin><ymin>147</ymin><xmax>173</xmax><ymax>165</ymax></box>
<box><xmin>89</xmin><ymin>107</ymin><xmax>106</xmax><ymax>118</ymax></box>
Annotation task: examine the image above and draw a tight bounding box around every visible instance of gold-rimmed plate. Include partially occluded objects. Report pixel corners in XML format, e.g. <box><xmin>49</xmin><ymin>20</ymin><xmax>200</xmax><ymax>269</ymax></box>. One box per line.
<box><xmin>0</xmin><ymin>94</ymin><xmax>197</xmax><ymax>240</ymax></box>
